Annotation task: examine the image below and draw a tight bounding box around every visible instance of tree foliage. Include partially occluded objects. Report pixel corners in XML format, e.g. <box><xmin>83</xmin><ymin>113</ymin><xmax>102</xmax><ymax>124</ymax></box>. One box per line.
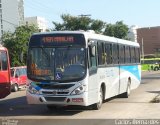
<box><xmin>103</xmin><ymin>21</ymin><xmax>129</xmax><ymax>39</ymax></box>
<box><xmin>53</xmin><ymin>15</ymin><xmax>129</xmax><ymax>39</ymax></box>
<box><xmin>1</xmin><ymin>15</ymin><xmax>130</xmax><ymax>67</ymax></box>
<box><xmin>2</xmin><ymin>25</ymin><xmax>38</xmax><ymax>67</ymax></box>
<box><xmin>52</xmin><ymin>14</ymin><xmax>106</xmax><ymax>33</ymax></box>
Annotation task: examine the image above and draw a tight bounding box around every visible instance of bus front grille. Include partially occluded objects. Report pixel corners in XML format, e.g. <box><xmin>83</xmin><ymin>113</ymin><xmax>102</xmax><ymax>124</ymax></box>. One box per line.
<box><xmin>37</xmin><ymin>84</ymin><xmax>75</xmax><ymax>89</ymax></box>
<box><xmin>44</xmin><ymin>97</ymin><xmax>66</xmax><ymax>102</ymax></box>
<box><xmin>42</xmin><ymin>91</ymin><xmax>69</xmax><ymax>95</ymax></box>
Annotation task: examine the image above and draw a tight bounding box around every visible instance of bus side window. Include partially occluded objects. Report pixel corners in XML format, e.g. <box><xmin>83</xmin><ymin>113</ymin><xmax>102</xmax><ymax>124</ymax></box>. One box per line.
<box><xmin>125</xmin><ymin>46</ymin><xmax>130</xmax><ymax>63</ymax></box>
<box><xmin>89</xmin><ymin>45</ymin><xmax>97</xmax><ymax>69</ymax></box>
<box><xmin>112</xmin><ymin>44</ymin><xmax>118</xmax><ymax>64</ymax></box>
<box><xmin>97</xmin><ymin>42</ymin><xmax>105</xmax><ymax>66</ymax></box>
<box><xmin>1</xmin><ymin>51</ymin><xmax>8</xmax><ymax>71</ymax></box>
<box><xmin>131</xmin><ymin>47</ymin><xmax>136</xmax><ymax>63</ymax></box>
<box><xmin>105</xmin><ymin>43</ymin><xmax>112</xmax><ymax>64</ymax></box>
<box><xmin>135</xmin><ymin>48</ymin><xmax>140</xmax><ymax>63</ymax></box>
<box><xmin>119</xmin><ymin>45</ymin><xmax>125</xmax><ymax>64</ymax></box>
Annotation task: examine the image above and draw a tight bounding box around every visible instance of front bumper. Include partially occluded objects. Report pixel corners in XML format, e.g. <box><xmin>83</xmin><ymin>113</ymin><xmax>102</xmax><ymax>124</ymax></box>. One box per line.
<box><xmin>26</xmin><ymin>91</ymin><xmax>88</xmax><ymax>106</ymax></box>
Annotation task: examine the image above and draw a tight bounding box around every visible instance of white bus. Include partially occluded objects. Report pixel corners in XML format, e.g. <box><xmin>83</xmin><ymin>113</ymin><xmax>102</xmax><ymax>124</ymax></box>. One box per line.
<box><xmin>26</xmin><ymin>31</ymin><xmax>141</xmax><ymax>110</ymax></box>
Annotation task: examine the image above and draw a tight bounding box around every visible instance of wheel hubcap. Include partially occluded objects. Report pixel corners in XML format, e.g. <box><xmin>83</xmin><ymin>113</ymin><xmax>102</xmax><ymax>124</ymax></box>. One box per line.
<box><xmin>98</xmin><ymin>89</ymin><xmax>103</xmax><ymax>107</ymax></box>
<box><xmin>127</xmin><ymin>84</ymin><xmax>130</xmax><ymax>95</ymax></box>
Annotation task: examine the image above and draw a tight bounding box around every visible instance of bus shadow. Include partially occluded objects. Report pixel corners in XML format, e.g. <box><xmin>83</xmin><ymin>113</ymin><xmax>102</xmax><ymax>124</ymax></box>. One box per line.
<box><xmin>146</xmin><ymin>90</ymin><xmax>160</xmax><ymax>94</ymax></box>
<box><xmin>0</xmin><ymin>96</ymin><xmax>92</xmax><ymax>117</ymax></box>
<box><xmin>142</xmin><ymin>76</ymin><xmax>160</xmax><ymax>80</ymax></box>
<box><xmin>0</xmin><ymin>93</ymin><xmax>126</xmax><ymax>117</ymax></box>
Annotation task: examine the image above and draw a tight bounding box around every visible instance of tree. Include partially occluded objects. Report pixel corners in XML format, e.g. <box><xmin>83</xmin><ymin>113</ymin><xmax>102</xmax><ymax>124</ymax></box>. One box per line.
<box><xmin>52</xmin><ymin>14</ymin><xmax>106</xmax><ymax>33</ymax></box>
<box><xmin>103</xmin><ymin>24</ymin><xmax>115</xmax><ymax>37</ymax></box>
<box><xmin>53</xmin><ymin>15</ymin><xmax>129</xmax><ymax>39</ymax></box>
<box><xmin>90</xmin><ymin>19</ymin><xmax>106</xmax><ymax>34</ymax></box>
<box><xmin>2</xmin><ymin>25</ymin><xmax>38</xmax><ymax>66</ymax></box>
<box><xmin>104</xmin><ymin>21</ymin><xmax>129</xmax><ymax>39</ymax></box>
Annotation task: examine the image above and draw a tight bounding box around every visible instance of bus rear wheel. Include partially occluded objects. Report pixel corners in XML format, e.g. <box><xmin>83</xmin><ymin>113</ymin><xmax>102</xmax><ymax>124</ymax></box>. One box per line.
<box><xmin>122</xmin><ymin>80</ymin><xmax>131</xmax><ymax>98</ymax></box>
<box><xmin>92</xmin><ymin>87</ymin><xmax>103</xmax><ymax>110</ymax></box>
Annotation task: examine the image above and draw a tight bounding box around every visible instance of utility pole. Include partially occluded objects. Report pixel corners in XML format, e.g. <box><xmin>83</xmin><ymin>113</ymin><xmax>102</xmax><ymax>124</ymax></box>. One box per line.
<box><xmin>78</xmin><ymin>14</ymin><xmax>91</xmax><ymax>17</ymax></box>
<box><xmin>142</xmin><ymin>38</ymin><xmax>144</xmax><ymax>62</ymax></box>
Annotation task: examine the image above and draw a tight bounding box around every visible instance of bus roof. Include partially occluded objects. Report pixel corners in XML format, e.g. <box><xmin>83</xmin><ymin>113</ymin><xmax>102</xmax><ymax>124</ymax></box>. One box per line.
<box><xmin>32</xmin><ymin>31</ymin><xmax>140</xmax><ymax>47</ymax></box>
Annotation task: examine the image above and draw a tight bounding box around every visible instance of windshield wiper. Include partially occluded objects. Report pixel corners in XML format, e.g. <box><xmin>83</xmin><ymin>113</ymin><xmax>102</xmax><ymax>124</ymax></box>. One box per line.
<box><xmin>40</xmin><ymin>46</ymin><xmax>50</xmax><ymax>61</ymax></box>
<box><xmin>63</xmin><ymin>45</ymin><xmax>73</xmax><ymax>60</ymax></box>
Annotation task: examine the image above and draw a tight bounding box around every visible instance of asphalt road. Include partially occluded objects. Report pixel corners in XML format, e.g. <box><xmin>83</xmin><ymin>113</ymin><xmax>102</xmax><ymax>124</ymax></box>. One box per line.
<box><xmin>1</xmin><ymin>71</ymin><xmax>160</xmax><ymax>125</ymax></box>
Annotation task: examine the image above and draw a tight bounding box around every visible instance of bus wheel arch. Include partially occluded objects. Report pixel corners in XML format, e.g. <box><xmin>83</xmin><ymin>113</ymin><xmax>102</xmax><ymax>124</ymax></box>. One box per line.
<box><xmin>92</xmin><ymin>83</ymin><xmax>105</xmax><ymax>110</ymax></box>
<box><xmin>127</xmin><ymin>77</ymin><xmax>131</xmax><ymax>96</ymax></box>
<box><xmin>121</xmin><ymin>77</ymin><xmax>131</xmax><ymax>98</ymax></box>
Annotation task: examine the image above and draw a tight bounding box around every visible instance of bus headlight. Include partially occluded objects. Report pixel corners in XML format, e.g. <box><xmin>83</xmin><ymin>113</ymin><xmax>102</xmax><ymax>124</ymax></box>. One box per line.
<box><xmin>71</xmin><ymin>85</ymin><xmax>86</xmax><ymax>95</ymax></box>
<box><xmin>28</xmin><ymin>85</ymin><xmax>40</xmax><ymax>94</ymax></box>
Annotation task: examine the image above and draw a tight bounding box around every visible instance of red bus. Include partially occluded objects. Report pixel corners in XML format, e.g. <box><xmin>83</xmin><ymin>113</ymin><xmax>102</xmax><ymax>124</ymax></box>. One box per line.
<box><xmin>0</xmin><ymin>45</ymin><xmax>11</xmax><ymax>99</ymax></box>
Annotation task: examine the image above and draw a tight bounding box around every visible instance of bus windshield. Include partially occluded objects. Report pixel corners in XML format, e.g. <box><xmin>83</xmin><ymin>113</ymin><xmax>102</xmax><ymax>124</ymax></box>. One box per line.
<box><xmin>27</xmin><ymin>47</ymin><xmax>86</xmax><ymax>82</ymax></box>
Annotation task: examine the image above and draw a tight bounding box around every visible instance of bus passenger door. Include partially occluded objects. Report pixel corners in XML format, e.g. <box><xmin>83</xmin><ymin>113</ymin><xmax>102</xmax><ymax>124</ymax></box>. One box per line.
<box><xmin>88</xmin><ymin>44</ymin><xmax>98</xmax><ymax>104</ymax></box>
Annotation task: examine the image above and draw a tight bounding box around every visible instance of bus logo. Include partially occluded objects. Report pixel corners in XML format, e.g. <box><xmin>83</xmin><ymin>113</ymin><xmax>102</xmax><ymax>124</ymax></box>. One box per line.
<box><xmin>52</xmin><ymin>90</ymin><xmax>57</xmax><ymax>95</ymax></box>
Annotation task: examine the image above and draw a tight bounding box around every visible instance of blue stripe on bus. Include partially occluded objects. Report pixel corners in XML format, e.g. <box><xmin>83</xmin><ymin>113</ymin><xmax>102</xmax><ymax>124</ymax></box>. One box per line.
<box><xmin>31</xmin><ymin>82</ymin><xmax>41</xmax><ymax>91</ymax></box>
<box><xmin>120</xmin><ymin>65</ymin><xmax>141</xmax><ymax>81</ymax></box>
<box><xmin>35</xmin><ymin>86</ymin><xmax>41</xmax><ymax>91</ymax></box>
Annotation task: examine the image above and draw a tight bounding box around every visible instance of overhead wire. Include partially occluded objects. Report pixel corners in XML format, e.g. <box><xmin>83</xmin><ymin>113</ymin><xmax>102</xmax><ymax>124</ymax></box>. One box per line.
<box><xmin>0</xmin><ymin>0</ymin><xmax>62</xmax><ymax>30</ymax></box>
<box><xmin>24</xmin><ymin>1</ymin><xmax>61</xmax><ymax>23</ymax></box>
<box><xmin>25</xmin><ymin>0</ymin><xmax>65</xmax><ymax>28</ymax></box>
<box><xmin>25</xmin><ymin>0</ymin><xmax>62</xmax><ymax>17</ymax></box>
<box><xmin>1</xmin><ymin>18</ymin><xmax>18</xmax><ymax>27</ymax></box>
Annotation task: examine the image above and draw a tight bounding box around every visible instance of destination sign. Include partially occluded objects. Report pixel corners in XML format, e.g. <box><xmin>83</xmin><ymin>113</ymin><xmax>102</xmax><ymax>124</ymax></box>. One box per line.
<box><xmin>42</xmin><ymin>36</ymin><xmax>74</xmax><ymax>43</ymax></box>
<box><xmin>29</xmin><ymin>33</ymin><xmax>86</xmax><ymax>47</ymax></box>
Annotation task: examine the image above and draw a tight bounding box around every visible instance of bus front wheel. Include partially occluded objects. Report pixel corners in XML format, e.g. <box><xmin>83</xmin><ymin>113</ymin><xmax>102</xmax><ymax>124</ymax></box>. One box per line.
<box><xmin>92</xmin><ymin>87</ymin><xmax>103</xmax><ymax>110</ymax></box>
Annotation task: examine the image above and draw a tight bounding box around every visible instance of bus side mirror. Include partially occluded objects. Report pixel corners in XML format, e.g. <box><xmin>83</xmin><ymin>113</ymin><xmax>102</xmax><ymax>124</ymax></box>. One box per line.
<box><xmin>89</xmin><ymin>46</ymin><xmax>96</xmax><ymax>57</ymax></box>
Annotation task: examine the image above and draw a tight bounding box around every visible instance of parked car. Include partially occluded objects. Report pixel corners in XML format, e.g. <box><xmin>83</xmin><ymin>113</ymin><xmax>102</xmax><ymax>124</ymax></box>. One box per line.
<box><xmin>10</xmin><ymin>66</ymin><xmax>27</xmax><ymax>92</ymax></box>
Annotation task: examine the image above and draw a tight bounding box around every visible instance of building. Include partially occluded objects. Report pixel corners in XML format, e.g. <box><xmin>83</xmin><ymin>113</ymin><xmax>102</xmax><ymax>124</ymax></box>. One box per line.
<box><xmin>24</xmin><ymin>16</ymin><xmax>48</xmax><ymax>32</ymax></box>
<box><xmin>127</xmin><ymin>25</ymin><xmax>139</xmax><ymax>42</ymax></box>
<box><xmin>137</xmin><ymin>26</ymin><xmax>160</xmax><ymax>56</ymax></box>
<box><xmin>0</xmin><ymin>0</ymin><xmax>24</xmax><ymax>37</ymax></box>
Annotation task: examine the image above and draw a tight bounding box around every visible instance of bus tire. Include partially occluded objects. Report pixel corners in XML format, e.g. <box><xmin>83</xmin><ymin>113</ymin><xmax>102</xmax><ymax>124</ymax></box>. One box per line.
<box><xmin>92</xmin><ymin>87</ymin><xmax>103</xmax><ymax>110</ymax></box>
<box><xmin>122</xmin><ymin>80</ymin><xmax>131</xmax><ymax>98</ymax></box>
<box><xmin>12</xmin><ymin>83</ymin><xmax>18</xmax><ymax>92</ymax></box>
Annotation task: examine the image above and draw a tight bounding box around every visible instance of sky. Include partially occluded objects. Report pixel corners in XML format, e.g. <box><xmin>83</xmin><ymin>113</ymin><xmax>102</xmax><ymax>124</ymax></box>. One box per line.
<box><xmin>24</xmin><ymin>0</ymin><xmax>160</xmax><ymax>29</ymax></box>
